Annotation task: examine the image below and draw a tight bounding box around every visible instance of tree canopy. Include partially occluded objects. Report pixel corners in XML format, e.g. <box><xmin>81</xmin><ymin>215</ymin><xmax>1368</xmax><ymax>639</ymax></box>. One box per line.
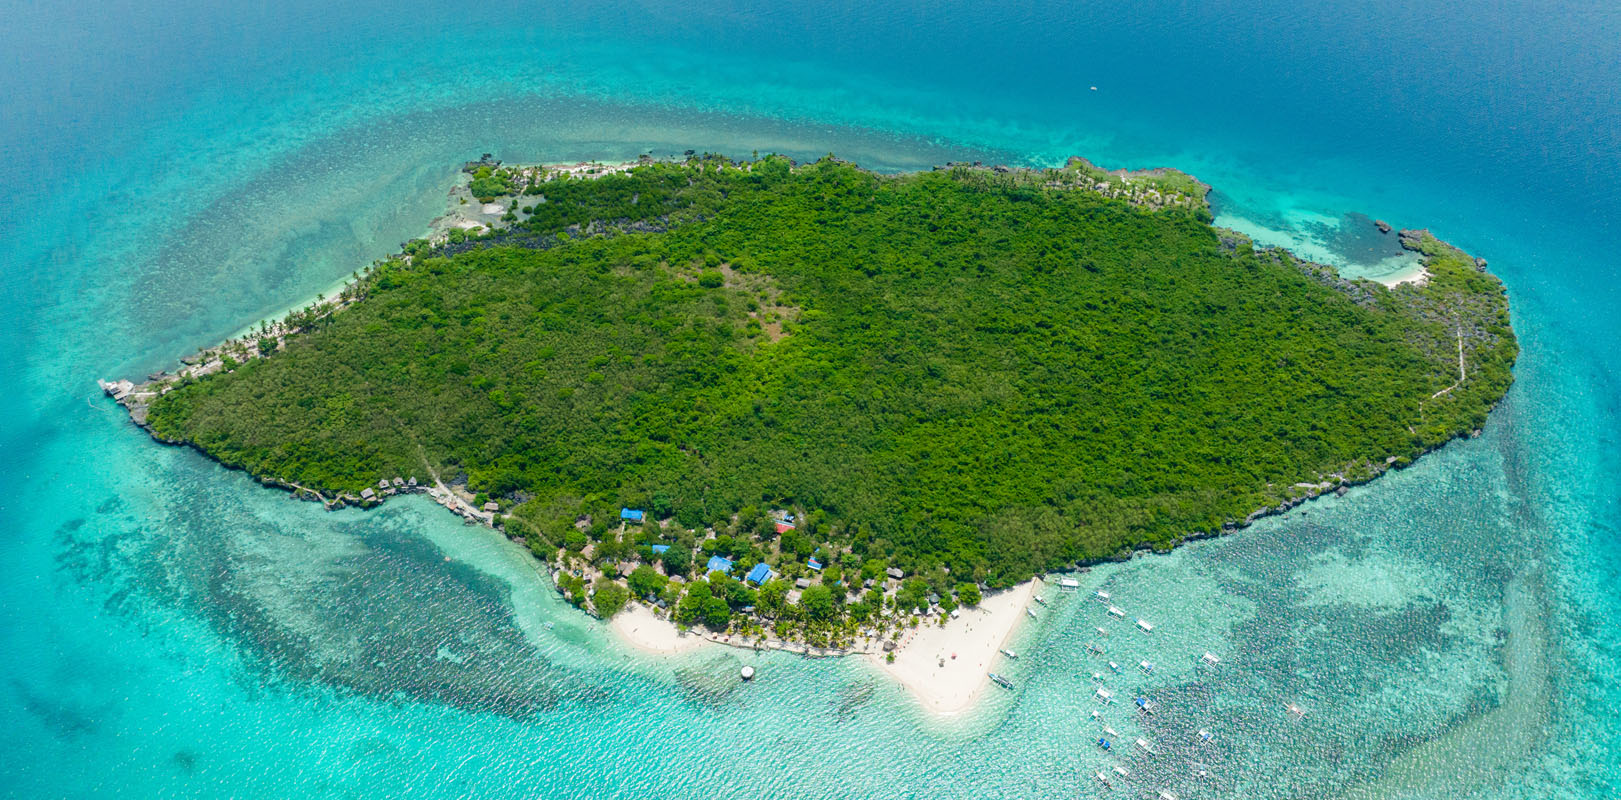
<box><xmin>143</xmin><ymin>155</ymin><xmax>1515</xmax><ymax>589</ymax></box>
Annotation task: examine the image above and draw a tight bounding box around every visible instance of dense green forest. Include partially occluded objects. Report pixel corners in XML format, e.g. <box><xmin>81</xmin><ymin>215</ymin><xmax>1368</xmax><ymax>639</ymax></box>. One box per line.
<box><xmin>143</xmin><ymin>155</ymin><xmax>1515</xmax><ymax>605</ymax></box>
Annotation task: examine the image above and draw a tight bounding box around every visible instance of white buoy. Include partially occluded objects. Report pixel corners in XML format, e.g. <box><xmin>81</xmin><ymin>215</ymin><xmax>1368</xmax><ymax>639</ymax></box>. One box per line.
<box><xmin>741</xmin><ymin>665</ymin><xmax>756</xmax><ymax>681</ymax></box>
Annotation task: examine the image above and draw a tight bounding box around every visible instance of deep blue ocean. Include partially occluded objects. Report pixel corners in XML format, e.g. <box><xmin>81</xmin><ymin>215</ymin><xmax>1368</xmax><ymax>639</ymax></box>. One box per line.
<box><xmin>3</xmin><ymin>1</ymin><xmax>1618</xmax><ymax>797</ymax></box>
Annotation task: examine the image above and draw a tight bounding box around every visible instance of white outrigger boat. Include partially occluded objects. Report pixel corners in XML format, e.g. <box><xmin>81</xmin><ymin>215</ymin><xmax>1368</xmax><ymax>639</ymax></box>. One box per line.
<box><xmin>1107</xmin><ymin>605</ymin><xmax>1126</xmax><ymax>618</ymax></box>
<box><xmin>1095</xmin><ymin>626</ymin><xmax>1110</xmax><ymax>637</ymax></box>
<box><xmin>1094</xmin><ymin>687</ymin><xmax>1115</xmax><ymax>704</ymax></box>
<box><xmin>1134</xmin><ymin>737</ymin><xmax>1157</xmax><ymax>755</ymax></box>
<box><xmin>1094</xmin><ymin>590</ymin><xmax>1111</xmax><ymax>603</ymax></box>
<box><xmin>1200</xmin><ymin>651</ymin><xmax>1220</xmax><ymax>666</ymax></box>
<box><xmin>1000</xmin><ymin>648</ymin><xmax>1018</xmax><ymax>659</ymax></box>
<box><xmin>1135</xmin><ymin>618</ymin><xmax>1154</xmax><ymax>633</ymax></box>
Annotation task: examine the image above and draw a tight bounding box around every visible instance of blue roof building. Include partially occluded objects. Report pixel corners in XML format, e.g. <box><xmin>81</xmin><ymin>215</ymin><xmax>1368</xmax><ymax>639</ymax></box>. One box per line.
<box><xmin>650</xmin><ymin>544</ymin><xmax>671</xmax><ymax>554</ymax></box>
<box><xmin>746</xmin><ymin>562</ymin><xmax>774</xmax><ymax>585</ymax></box>
<box><xmin>807</xmin><ymin>558</ymin><xmax>823</xmax><ymax>571</ymax></box>
<box><xmin>620</xmin><ymin>508</ymin><xmax>645</xmax><ymax>522</ymax></box>
<box><xmin>706</xmin><ymin>555</ymin><xmax>734</xmax><ymax>575</ymax></box>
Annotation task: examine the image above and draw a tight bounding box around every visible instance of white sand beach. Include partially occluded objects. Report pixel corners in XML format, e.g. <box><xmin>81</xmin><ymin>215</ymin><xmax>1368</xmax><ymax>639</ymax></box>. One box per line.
<box><xmin>870</xmin><ymin>579</ymin><xmax>1038</xmax><ymax>716</ymax></box>
<box><xmin>609</xmin><ymin>603</ymin><xmax>710</xmax><ymax>655</ymax></box>
<box><xmin>1371</xmin><ymin>261</ymin><xmax>1430</xmax><ymax>287</ymax></box>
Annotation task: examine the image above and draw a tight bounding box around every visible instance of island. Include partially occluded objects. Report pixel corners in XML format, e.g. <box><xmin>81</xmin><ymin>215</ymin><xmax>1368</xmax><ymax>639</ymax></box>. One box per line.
<box><xmin>100</xmin><ymin>153</ymin><xmax>1516</xmax><ymax>710</ymax></box>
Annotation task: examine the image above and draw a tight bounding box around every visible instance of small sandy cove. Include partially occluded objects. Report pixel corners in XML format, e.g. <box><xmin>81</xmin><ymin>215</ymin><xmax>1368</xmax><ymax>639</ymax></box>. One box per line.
<box><xmin>869</xmin><ymin>579</ymin><xmax>1037</xmax><ymax>716</ymax></box>
<box><xmin>609</xmin><ymin>603</ymin><xmax>710</xmax><ymax>655</ymax></box>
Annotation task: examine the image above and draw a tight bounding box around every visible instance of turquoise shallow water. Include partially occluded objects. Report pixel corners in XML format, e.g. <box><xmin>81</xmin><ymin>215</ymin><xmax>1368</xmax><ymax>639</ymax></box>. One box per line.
<box><xmin>3</xmin><ymin>1</ymin><xmax>1619</xmax><ymax>797</ymax></box>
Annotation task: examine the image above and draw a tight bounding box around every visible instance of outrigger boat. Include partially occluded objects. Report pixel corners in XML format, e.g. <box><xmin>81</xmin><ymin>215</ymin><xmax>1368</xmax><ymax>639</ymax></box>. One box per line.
<box><xmin>1286</xmin><ymin>701</ymin><xmax>1307</xmax><ymax>720</ymax></box>
<box><xmin>1197</xmin><ymin>728</ymin><xmax>1214</xmax><ymax>744</ymax></box>
<box><xmin>1138</xmin><ymin>660</ymin><xmax>1155</xmax><ymax>674</ymax></box>
<box><xmin>1094</xmin><ymin>590</ymin><xmax>1111</xmax><ymax>603</ymax></box>
<box><xmin>1108</xmin><ymin>605</ymin><xmax>1126</xmax><ymax>618</ymax></box>
<box><xmin>1200</xmin><ymin>652</ymin><xmax>1221</xmax><ymax>666</ymax></box>
<box><xmin>1033</xmin><ymin>594</ymin><xmax>1047</xmax><ymax>606</ymax></box>
<box><xmin>1108</xmin><ymin>661</ymin><xmax>1122</xmax><ymax>673</ymax></box>
<box><xmin>1094</xmin><ymin>771</ymin><xmax>1112</xmax><ymax>787</ymax></box>
<box><xmin>1135</xmin><ymin>619</ymin><xmax>1154</xmax><ymax>633</ymax></box>
<box><xmin>1134</xmin><ymin>737</ymin><xmax>1157</xmax><ymax>755</ymax></box>
<box><xmin>988</xmin><ymin>672</ymin><xmax>1015</xmax><ymax>690</ymax></box>
<box><xmin>1000</xmin><ymin>648</ymin><xmax>1018</xmax><ymax>659</ymax></box>
<box><xmin>1027</xmin><ymin>608</ymin><xmax>1038</xmax><ymax>620</ymax></box>
<box><xmin>1095</xmin><ymin>626</ymin><xmax>1110</xmax><ymax>637</ymax></box>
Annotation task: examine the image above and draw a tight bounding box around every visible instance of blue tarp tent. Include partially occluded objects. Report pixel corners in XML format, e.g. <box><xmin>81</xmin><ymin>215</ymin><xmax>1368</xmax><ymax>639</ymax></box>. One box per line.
<box><xmin>620</xmin><ymin>508</ymin><xmax>645</xmax><ymax>522</ymax></box>
<box><xmin>746</xmin><ymin>562</ymin><xmax>773</xmax><ymax>585</ymax></box>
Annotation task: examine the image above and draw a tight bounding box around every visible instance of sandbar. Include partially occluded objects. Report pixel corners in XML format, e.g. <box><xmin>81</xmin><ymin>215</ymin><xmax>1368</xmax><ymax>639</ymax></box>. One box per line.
<box><xmin>868</xmin><ymin>579</ymin><xmax>1037</xmax><ymax>716</ymax></box>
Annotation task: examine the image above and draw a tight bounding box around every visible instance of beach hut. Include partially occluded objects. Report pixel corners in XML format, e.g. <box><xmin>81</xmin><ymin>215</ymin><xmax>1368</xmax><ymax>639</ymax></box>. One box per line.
<box><xmin>745</xmin><ymin>562</ymin><xmax>774</xmax><ymax>586</ymax></box>
<box><xmin>620</xmin><ymin>508</ymin><xmax>646</xmax><ymax>523</ymax></box>
<box><xmin>706</xmin><ymin>555</ymin><xmax>734</xmax><ymax>575</ymax></box>
<box><xmin>392</xmin><ymin>477</ymin><xmax>405</xmax><ymax>488</ymax></box>
<box><xmin>360</xmin><ymin>488</ymin><xmax>376</xmax><ymax>501</ymax></box>
<box><xmin>378</xmin><ymin>479</ymin><xmax>389</xmax><ymax>489</ymax></box>
<box><xmin>407</xmin><ymin>477</ymin><xmax>418</xmax><ymax>488</ymax></box>
<box><xmin>795</xmin><ymin>577</ymin><xmax>813</xmax><ymax>589</ymax></box>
